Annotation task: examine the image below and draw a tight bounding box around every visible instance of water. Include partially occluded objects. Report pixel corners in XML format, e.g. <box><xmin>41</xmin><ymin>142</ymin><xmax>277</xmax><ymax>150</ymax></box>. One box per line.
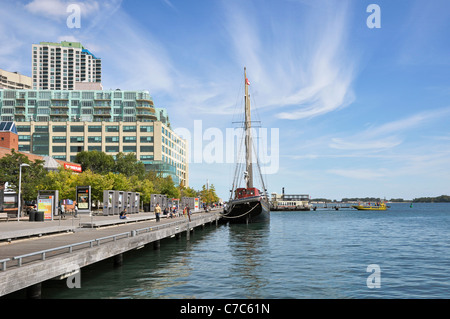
<box><xmin>42</xmin><ymin>203</ymin><xmax>450</xmax><ymax>299</ymax></box>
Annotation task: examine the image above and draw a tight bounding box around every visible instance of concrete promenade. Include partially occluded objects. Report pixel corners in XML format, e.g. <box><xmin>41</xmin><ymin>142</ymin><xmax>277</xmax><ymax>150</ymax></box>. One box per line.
<box><xmin>0</xmin><ymin>209</ymin><xmax>223</xmax><ymax>298</ymax></box>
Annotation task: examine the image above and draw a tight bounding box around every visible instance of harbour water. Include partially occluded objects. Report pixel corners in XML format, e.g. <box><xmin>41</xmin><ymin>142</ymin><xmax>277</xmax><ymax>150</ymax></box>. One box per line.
<box><xmin>42</xmin><ymin>203</ymin><xmax>449</xmax><ymax>299</ymax></box>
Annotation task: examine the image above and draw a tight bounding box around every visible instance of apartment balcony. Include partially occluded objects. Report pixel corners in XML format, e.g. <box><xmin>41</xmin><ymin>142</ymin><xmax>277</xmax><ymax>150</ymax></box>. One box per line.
<box><xmin>93</xmin><ymin>104</ymin><xmax>111</xmax><ymax>109</ymax></box>
<box><xmin>93</xmin><ymin>112</ymin><xmax>111</xmax><ymax>117</ymax></box>
<box><xmin>50</xmin><ymin>110</ymin><xmax>69</xmax><ymax>116</ymax></box>
<box><xmin>136</xmin><ymin>99</ymin><xmax>154</xmax><ymax>106</ymax></box>
<box><xmin>136</xmin><ymin>113</ymin><xmax>157</xmax><ymax>121</ymax></box>
<box><xmin>50</xmin><ymin>104</ymin><xmax>69</xmax><ymax>109</ymax></box>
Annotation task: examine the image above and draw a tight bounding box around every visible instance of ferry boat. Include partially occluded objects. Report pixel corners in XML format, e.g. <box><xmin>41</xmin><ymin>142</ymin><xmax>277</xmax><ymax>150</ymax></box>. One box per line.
<box><xmin>270</xmin><ymin>189</ymin><xmax>311</xmax><ymax>211</ymax></box>
<box><xmin>352</xmin><ymin>202</ymin><xmax>387</xmax><ymax>211</ymax></box>
<box><xmin>222</xmin><ymin>68</ymin><xmax>270</xmax><ymax>224</ymax></box>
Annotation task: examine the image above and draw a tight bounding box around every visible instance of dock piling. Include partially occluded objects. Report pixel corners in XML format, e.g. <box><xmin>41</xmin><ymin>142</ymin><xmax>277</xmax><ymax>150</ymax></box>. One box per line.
<box><xmin>113</xmin><ymin>254</ymin><xmax>123</xmax><ymax>267</ymax></box>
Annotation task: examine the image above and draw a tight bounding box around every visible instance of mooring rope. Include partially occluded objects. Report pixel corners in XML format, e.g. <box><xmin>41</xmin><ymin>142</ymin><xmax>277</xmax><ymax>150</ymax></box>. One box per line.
<box><xmin>221</xmin><ymin>202</ymin><xmax>260</xmax><ymax>219</ymax></box>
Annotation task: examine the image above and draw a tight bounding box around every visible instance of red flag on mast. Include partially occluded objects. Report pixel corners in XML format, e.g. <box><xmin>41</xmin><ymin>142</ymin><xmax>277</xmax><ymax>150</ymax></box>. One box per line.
<box><xmin>246</xmin><ymin>78</ymin><xmax>250</xmax><ymax>85</ymax></box>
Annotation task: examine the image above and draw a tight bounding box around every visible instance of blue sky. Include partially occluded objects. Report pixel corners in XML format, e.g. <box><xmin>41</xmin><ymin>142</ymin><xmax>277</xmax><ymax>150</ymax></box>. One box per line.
<box><xmin>1</xmin><ymin>0</ymin><xmax>450</xmax><ymax>200</ymax></box>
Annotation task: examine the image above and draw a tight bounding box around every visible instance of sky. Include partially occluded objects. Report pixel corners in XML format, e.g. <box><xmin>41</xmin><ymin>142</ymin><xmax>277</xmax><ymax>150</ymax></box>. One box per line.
<box><xmin>1</xmin><ymin>0</ymin><xmax>450</xmax><ymax>200</ymax></box>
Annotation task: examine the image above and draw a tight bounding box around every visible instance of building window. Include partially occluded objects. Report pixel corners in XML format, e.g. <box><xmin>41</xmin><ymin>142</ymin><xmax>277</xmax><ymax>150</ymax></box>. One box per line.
<box><xmin>70</xmin><ymin>145</ymin><xmax>83</xmax><ymax>153</ymax></box>
<box><xmin>106</xmin><ymin>146</ymin><xmax>119</xmax><ymax>153</ymax></box>
<box><xmin>88</xmin><ymin>145</ymin><xmax>102</xmax><ymax>151</ymax></box>
<box><xmin>88</xmin><ymin>136</ymin><xmax>102</xmax><ymax>143</ymax></box>
<box><xmin>105</xmin><ymin>136</ymin><xmax>119</xmax><ymax>143</ymax></box>
<box><xmin>123</xmin><ymin>136</ymin><xmax>136</xmax><ymax>143</ymax></box>
<box><xmin>52</xmin><ymin>136</ymin><xmax>66</xmax><ymax>143</ymax></box>
<box><xmin>140</xmin><ymin>136</ymin><xmax>154</xmax><ymax>143</ymax></box>
<box><xmin>19</xmin><ymin>145</ymin><xmax>30</xmax><ymax>152</ymax></box>
<box><xmin>53</xmin><ymin>125</ymin><xmax>67</xmax><ymax>132</ymax></box>
<box><xmin>34</xmin><ymin>126</ymin><xmax>49</xmax><ymax>133</ymax></box>
<box><xmin>70</xmin><ymin>136</ymin><xmax>84</xmax><ymax>143</ymax></box>
<box><xmin>16</xmin><ymin>125</ymin><xmax>31</xmax><ymax>132</ymax></box>
<box><xmin>124</xmin><ymin>92</ymin><xmax>136</xmax><ymax>100</ymax></box>
<box><xmin>106</xmin><ymin>126</ymin><xmax>119</xmax><ymax>132</ymax></box>
<box><xmin>123</xmin><ymin>146</ymin><xmax>136</xmax><ymax>153</ymax></box>
<box><xmin>70</xmin><ymin>125</ymin><xmax>84</xmax><ymax>132</ymax></box>
<box><xmin>52</xmin><ymin>146</ymin><xmax>66</xmax><ymax>153</ymax></box>
<box><xmin>82</xmin><ymin>92</ymin><xmax>94</xmax><ymax>99</ymax></box>
<box><xmin>140</xmin><ymin>146</ymin><xmax>154</xmax><ymax>152</ymax></box>
<box><xmin>88</xmin><ymin>125</ymin><xmax>102</xmax><ymax>132</ymax></box>
<box><xmin>123</xmin><ymin>125</ymin><xmax>136</xmax><ymax>132</ymax></box>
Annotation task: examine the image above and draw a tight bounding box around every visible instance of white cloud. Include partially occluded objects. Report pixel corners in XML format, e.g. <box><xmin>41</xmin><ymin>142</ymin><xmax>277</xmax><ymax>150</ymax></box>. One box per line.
<box><xmin>25</xmin><ymin>0</ymin><xmax>101</xmax><ymax>20</ymax></box>
<box><xmin>327</xmin><ymin>168</ymin><xmax>388</xmax><ymax>180</ymax></box>
<box><xmin>222</xmin><ymin>0</ymin><xmax>358</xmax><ymax>120</ymax></box>
<box><xmin>329</xmin><ymin>107</ymin><xmax>450</xmax><ymax>151</ymax></box>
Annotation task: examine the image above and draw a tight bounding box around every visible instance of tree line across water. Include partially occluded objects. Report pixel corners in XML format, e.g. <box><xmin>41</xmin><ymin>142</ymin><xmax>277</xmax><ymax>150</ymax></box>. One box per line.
<box><xmin>312</xmin><ymin>196</ymin><xmax>450</xmax><ymax>203</ymax></box>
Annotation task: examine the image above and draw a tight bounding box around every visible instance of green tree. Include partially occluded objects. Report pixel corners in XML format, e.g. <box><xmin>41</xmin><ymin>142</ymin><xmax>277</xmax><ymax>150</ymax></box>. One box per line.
<box><xmin>75</xmin><ymin>150</ymin><xmax>115</xmax><ymax>175</ymax></box>
<box><xmin>42</xmin><ymin>166</ymin><xmax>78</xmax><ymax>200</ymax></box>
<box><xmin>114</xmin><ymin>152</ymin><xmax>145</xmax><ymax>178</ymax></box>
<box><xmin>200</xmin><ymin>184</ymin><xmax>219</xmax><ymax>204</ymax></box>
<box><xmin>0</xmin><ymin>149</ymin><xmax>48</xmax><ymax>201</ymax></box>
<box><xmin>153</xmin><ymin>175</ymin><xmax>180</xmax><ymax>198</ymax></box>
<box><xmin>181</xmin><ymin>186</ymin><xmax>198</xmax><ymax>198</ymax></box>
<box><xmin>76</xmin><ymin>170</ymin><xmax>115</xmax><ymax>203</ymax></box>
<box><xmin>133</xmin><ymin>178</ymin><xmax>155</xmax><ymax>204</ymax></box>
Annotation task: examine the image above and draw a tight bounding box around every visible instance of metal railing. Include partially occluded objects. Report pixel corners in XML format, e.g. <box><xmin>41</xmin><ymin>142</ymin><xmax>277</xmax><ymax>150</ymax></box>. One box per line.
<box><xmin>2</xmin><ymin>213</ymin><xmax>220</xmax><ymax>271</ymax></box>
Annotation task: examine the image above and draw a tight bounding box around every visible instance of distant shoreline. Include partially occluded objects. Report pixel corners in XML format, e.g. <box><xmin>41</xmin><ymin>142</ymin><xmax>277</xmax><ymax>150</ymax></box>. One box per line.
<box><xmin>310</xmin><ymin>195</ymin><xmax>450</xmax><ymax>204</ymax></box>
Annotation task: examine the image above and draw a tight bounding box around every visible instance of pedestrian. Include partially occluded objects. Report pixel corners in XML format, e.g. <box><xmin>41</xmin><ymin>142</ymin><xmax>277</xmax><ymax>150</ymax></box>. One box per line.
<box><xmin>155</xmin><ymin>203</ymin><xmax>161</xmax><ymax>222</ymax></box>
<box><xmin>60</xmin><ymin>203</ymin><xmax>66</xmax><ymax>220</ymax></box>
<box><xmin>186</xmin><ymin>206</ymin><xmax>191</xmax><ymax>222</ymax></box>
<box><xmin>74</xmin><ymin>201</ymin><xmax>78</xmax><ymax>217</ymax></box>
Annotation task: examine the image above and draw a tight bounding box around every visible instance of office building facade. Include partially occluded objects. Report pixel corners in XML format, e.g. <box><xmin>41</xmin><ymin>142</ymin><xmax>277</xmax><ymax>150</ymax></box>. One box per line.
<box><xmin>0</xmin><ymin>89</ymin><xmax>188</xmax><ymax>186</ymax></box>
<box><xmin>0</xmin><ymin>69</ymin><xmax>32</xmax><ymax>90</ymax></box>
<box><xmin>32</xmin><ymin>41</ymin><xmax>101</xmax><ymax>90</ymax></box>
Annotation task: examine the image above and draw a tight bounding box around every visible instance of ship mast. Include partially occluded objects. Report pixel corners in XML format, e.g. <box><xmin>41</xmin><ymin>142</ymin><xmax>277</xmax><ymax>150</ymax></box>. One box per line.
<box><xmin>244</xmin><ymin>67</ymin><xmax>253</xmax><ymax>188</ymax></box>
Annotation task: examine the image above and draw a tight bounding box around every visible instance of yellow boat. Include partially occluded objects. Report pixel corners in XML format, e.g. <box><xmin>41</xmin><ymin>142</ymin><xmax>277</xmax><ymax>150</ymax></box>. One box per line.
<box><xmin>352</xmin><ymin>203</ymin><xmax>387</xmax><ymax>211</ymax></box>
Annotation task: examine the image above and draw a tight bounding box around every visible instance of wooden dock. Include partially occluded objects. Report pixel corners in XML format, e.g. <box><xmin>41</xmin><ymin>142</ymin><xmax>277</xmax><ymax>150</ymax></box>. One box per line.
<box><xmin>0</xmin><ymin>210</ymin><xmax>222</xmax><ymax>298</ymax></box>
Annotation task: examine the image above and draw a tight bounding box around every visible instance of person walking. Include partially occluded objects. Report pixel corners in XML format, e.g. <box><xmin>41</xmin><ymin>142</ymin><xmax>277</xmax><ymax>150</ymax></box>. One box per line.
<box><xmin>155</xmin><ymin>203</ymin><xmax>161</xmax><ymax>222</ymax></box>
<box><xmin>186</xmin><ymin>206</ymin><xmax>191</xmax><ymax>222</ymax></box>
<box><xmin>74</xmin><ymin>201</ymin><xmax>78</xmax><ymax>217</ymax></box>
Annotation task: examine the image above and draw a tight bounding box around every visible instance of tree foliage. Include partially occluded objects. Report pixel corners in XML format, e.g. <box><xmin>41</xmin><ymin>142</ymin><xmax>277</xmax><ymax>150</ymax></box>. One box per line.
<box><xmin>413</xmin><ymin>195</ymin><xmax>450</xmax><ymax>203</ymax></box>
<box><xmin>199</xmin><ymin>184</ymin><xmax>219</xmax><ymax>204</ymax></box>
<box><xmin>1</xmin><ymin>149</ymin><xmax>219</xmax><ymax>206</ymax></box>
<box><xmin>0</xmin><ymin>149</ymin><xmax>48</xmax><ymax>201</ymax></box>
<box><xmin>74</xmin><ymin>150</ymin><xmax>114</xmax><ymax>175</ymax></box>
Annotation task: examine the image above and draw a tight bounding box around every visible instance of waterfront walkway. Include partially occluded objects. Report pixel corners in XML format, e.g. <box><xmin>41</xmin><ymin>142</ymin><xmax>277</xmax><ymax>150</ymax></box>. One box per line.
<box><xmin>0</xmin><ymin>209</ymin><xmax>223</xmax><ymax>297</ymax></box>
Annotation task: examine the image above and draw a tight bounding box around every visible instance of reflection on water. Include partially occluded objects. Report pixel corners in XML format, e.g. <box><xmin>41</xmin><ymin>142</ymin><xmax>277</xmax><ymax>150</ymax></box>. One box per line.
<box><xmin>227</xmin><ymin>223</ymin><xmax>270</xmax><ymax>298</ymax></box>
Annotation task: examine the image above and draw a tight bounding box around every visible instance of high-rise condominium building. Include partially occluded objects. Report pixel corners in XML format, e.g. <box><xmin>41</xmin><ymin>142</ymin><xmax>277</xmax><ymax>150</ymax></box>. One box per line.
<box><xmin>32</xmin><ymin>41</ymin><xmax>101</xmax><ymax>90</ymax></box>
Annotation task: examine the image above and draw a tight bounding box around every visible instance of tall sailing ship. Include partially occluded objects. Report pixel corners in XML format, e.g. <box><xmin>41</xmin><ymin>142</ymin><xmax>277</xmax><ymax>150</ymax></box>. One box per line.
<box><xmin>222</xmin><ymin>68</ymin><xmax>270</xmax><ymax>223</ymax></box>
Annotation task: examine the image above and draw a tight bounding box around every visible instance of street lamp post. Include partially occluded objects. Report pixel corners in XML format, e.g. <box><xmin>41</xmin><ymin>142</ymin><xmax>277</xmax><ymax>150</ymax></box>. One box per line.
<box><xmin>17</xmin><ymin>163</ymin><xmax>30</xmax><ymax>222</ymax></box>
